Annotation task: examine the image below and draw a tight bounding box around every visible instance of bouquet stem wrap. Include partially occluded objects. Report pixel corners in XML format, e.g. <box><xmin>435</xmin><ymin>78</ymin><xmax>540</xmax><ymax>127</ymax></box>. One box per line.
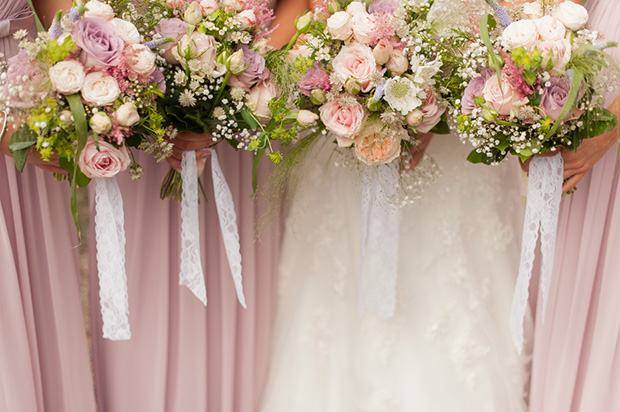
<box><xmin>359</xmin><ymin>163</ymin><xmax>400</xmax><ymax>318</ymax></box>
<box><xmin>510</xmin><ymin>153</ymin><xmax>564</xmax><ymax>353</ymax></box>
<box><xmin>95</xmin><ymin>177</ymin><xmax>130</xmax><ymax>340</ymax></box>
<box><xmin>179</xmin><ymin>150</ymin><xmax>246</xmax><ymax>308</ymax></box>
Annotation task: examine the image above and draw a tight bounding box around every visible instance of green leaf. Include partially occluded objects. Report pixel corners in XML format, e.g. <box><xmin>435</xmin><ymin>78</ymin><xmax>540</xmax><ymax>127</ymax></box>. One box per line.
<box><xmin>467</xmin><ymin>150</ymin><xmax>484</xmax><ymax>164</ymax></box>
<box><xmin>479</xmin><ymin>14</ymin><xmax>502</xmax><ymax>82</ymax></box>
<box><xmin>8</xmin><ymin>125</ymin><xmax>37</xmax><ymax>172</ymax></box>
<box><xmin>65</xmin><ymin>94</ymin><xmax>89</xmax><ymax>240</ymax></box>
<box><xmin>240</xmin><ymin>109</ymin><xmax>259</xmax><ymax>130</ymax></box>
<box><xmin>429</xmin><ymin>119</ymin><xmax>450</xmax><ymax>135</ymax></box>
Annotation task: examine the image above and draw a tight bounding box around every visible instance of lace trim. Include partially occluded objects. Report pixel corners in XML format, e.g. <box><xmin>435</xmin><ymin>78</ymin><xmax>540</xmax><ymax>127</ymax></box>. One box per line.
<box><xmin>208</xmin><ymin>149</ymin><xmax>246</xmax><ymax>308</ymax></box>
<box><xmin>510</xmin><ymin>153</ymin><xmax>563</xmax><ymax>353</ymax></box>
<box><xmin>95</xmin><ymin>177</ymin><xmax>130</xmax><ymax>340</ymax></box>
<box><xmin>359</xmin><ymin>162</ymin><xmax>400</xmax><ymax>318</ymax></box>
<box><xmin>180</xmin><ymin>151</ymin><xmax>207</xmax><ymax>305</ymax></box>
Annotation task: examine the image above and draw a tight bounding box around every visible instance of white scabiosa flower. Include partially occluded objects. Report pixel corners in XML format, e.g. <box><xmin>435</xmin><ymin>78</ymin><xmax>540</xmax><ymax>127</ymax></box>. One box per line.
<box><xmin>383</xmin><ymin>76</ymin><xmax>422</xmax><ymax>115</ymax></box>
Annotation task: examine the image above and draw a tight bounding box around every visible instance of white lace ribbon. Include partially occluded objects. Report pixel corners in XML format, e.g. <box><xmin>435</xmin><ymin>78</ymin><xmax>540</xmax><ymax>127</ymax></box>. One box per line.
<box><xmin>95</xmin><ymin>177</ymin><xmax>130</xmax><ymax>340</ymax></box>
<box><xmin>180</xmin><ymin>151</ymin><xmax>207</xmax><ymax>305</ymax></box>
<box><xmin>179</xmin><ymin>150</ymin><xmax>246</xmax><ymax>308</ymax></box>
<box><xmin>510</xmin><ymin>153</ymin><xmax>563</xmax><ymax>353</ymax></box>
<box><xmin>359</xmin><ymin>162</ymin><xmax>400</xmax><ymax>318</ymax></box>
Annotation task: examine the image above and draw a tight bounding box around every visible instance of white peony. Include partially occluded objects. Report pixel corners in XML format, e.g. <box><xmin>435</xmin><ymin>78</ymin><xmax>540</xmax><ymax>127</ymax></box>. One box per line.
<box><xmin>81</xmin><ymin>72</ymin><xmax>121</xmax><ymax>106</ymax></box>
<box><xmin>125</xmin><ymin>44</ymin><xmax>156</xmax><ymax>75</ymax></box>
<box><xmin>84</xmin><ymin>0</ymin><xmax>115</xmax><ymax>21</ymax></box>
<box><xmin>522</xmin><ymin>2</ymin><xmax>544</xmax><ymax>19</ymax></box>
<box><xmin>327</xmin><ymin>11</ymin><xmax>353</xmax><ymax>41</ymax></box>
<box><xmin>49</xmin><ymin>60</ymin><xmax>85</xmax><ymax>95</ymax></box>
<box><xmin>535</xmin><ymin>15</ymin><xmax>566</xmax><ymax>42</ymax></box>
<box><xmin>553</xmin><ymin>1</ymin><xmax>588</xmax><ymax>31</ymax></box>
<box><xmin>502</xmin><ymin>19</ymin><xmax>538</xmax><ymax>50</ymax></box>
<box><xmin>112</xmin><ymin>18</ymin><xmax>141</xmax><ymax>44</ymax></box>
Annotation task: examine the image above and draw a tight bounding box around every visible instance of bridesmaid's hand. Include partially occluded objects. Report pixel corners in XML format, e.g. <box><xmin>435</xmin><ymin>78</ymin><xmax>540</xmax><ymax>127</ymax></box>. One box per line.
<box><xmin>165</xmin><ymin>131</ymin><xmax>217</xmax><ymax>175</ymax></box>
<box><xmin>0</xmin><ymin>121</ymin><xmax>66</xmax><ymax>174</ymax></box>
<box><xmin>406</xmin><ymin>132</ymin><xmax>434</xmax><ymax>170</ymax></box>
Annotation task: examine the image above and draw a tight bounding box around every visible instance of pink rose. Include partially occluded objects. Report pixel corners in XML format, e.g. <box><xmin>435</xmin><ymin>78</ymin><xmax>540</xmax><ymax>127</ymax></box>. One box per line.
<box><xmin>417</xmin><ymin>92</ymin><xmax>445</xmax><ymax>133</ymax></box>
<box><xmin>156</xmin><ymin>18</ymin><xmax>189</xmax><ymax>63</ymax></box>
<box><xmin>318</xmin><ymin>98</ymin><xmax>365</xmax><ymax>146</ymax></box>
<box><xmin>248</xmin><ymin>79</ymin><xmax>278</xmax><ymax>120</ymax></box>
<box><xmin>173</xmin><ymin>32</ymin><xmax>217</xmax><ymax>69</ymax></box>
<box><xmin>351</xmin><ymin>12</ymin><xmax>376</xmax><ymax>44</ymax></box>
<box><xmin>124</xmin><ymin>44</ymin><xmax>156</xmax><ymax>75</ymax></box>
<box><xmin>482</xmin><ymin>74</ymin><xmax>525</xmax><ymax>116</ymax></box>
<box><xmin>354</xmin><ymin>120</ymin><xmax>404</xmax><ymax>165</ymax></box>
<box><xmin>536</xmin><ymin>39</ymin><xmax>571</xmax><ymax>74</ymax></box>
<box><xmin>78</xmin><ymin>139</ymin><xmax>131</xmax><ymax>178</ymax></box>
<box><xmin>332</xmin><ymin>43</ymin><xmax>376</xmax><ymax>91</ymax></box>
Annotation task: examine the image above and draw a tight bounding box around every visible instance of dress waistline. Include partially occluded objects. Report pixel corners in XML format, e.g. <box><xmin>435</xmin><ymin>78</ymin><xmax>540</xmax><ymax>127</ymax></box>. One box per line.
<box><xmin>0</xmin><ymin>6</ymin><xmax>35</xmax><ymax>39</ymax></box>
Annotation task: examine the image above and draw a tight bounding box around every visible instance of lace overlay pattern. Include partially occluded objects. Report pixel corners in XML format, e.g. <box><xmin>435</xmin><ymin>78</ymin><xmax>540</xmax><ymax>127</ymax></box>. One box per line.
<box><xmin>95</xmin><ymin>177</ymin><xmax>130</xmax><ymax>340</ymax></box>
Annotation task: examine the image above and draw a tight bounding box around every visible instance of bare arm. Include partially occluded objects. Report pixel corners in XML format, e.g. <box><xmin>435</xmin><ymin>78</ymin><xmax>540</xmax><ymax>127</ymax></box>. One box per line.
<box><xmin>270</xmin><ymin>0</ymin><xmax>314</xmax><ymax>49</ymax></box>
<box><xmin>32</xmin><ymin>0</ymin><xmax>71</xmax><ymax>29</ymax></box>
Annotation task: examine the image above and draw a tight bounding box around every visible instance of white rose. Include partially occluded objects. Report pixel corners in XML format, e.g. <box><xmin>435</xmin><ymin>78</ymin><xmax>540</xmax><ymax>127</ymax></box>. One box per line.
<box><xmin>90</xmin><ymin>112</ymin><xmax>112</xmax><ymax>134</ymax></box>
<box><xmin>184</xmin><ymin>2</ymin><xmax>203</xmax><ymax>25</ymax></box>
<box><xmin>502</xmin><ymin>19</ymin><xmax>538</xmax><ymax>50</ymax></box>
<box><xmin>115</xmin><ymin>102</ymin><xmax>140</xmax><ymax>127</ymax></box>
<box><xmin>125</xmin><ymin>44</ymin><xmax>156</xmax><ymax>75</ymax></box>
<box><xmin>346</xmin><ymin>1</ymin><xmax>367</xmax><ymax>16</ymax></box>
<box><xmin>199</xmin><ymin>0</ymin><xmax>219</xmax><ymax>14</ymax></box>
<box><xmin>81</xmin><ymin>72</ymin><xmax>120</xmax><ymax>106</ymax></box>
<box><xmin>49</xmin><ymin>60</ymin><xmax>85</xmax><ymax>95</ymax></box>
<box><xmin>327</xmin><ymin>11</ymin><xmax>353</xmax><ymax>41</ymax></box>
<box><xmin>352</xmin><ymin>12</ymin><xmax>375</xmax><ymax>44</ymax></box>
<box><xmin>112</xmin><ymin>18</ymin><xmax>141</xmax><ymax>44</ymax></box>
<box><xmin>386</xmin><ymin>49</ymin><xmax>408</xmax><ymax>76</ymax></box>
<box><xmin>84</xmin><ymin>0</ymin><xmax>115</xmax><ymax>21</ymax></box>
<box><xmin>297</xmin><ymin>110</ymin><xmax>319</xmax><ymax>126</ymax></box>
<box><xmin>237</xmin><ymin>9</ymin><xmax>256</xmax><ymax>29</ymax></box>
<box><xmin>253</xmin><ymin>38</ymin><xmax>270</xmax><ymax>55</ymax></box>
<box><xmin>554</xmin><ymin>1</ymin><xmax>588</xmax><ymax>31</ymax></box>
<box><xmin>535</xmin><ymin>15</ymin><xmax>566</xmax><ymax>42</ymax></box>
<box><xmin>523</xmin><ymin>2</ymin><xmax>544</xmax><ymax>19</ymax></box>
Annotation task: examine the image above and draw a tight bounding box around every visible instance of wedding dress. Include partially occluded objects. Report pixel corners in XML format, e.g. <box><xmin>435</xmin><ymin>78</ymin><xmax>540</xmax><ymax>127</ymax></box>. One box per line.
<box><xmin>259</xmin><ymin>134</ymin><xmax>530</xmax><ymax>412</ymax></box>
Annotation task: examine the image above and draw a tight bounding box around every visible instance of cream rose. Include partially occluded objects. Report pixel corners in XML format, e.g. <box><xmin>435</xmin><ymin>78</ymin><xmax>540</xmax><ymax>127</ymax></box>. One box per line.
<box><xmin>386</xmin><ymin>49</ymin><xmax>408</xmax><ymax>76</ymax></box>
<box><xmin>125</xmin><ymin>44</ymin><xmax>156</xmax><ymax>75</ymax></box>
<box><xmin>49</xmin><ymin>60</ymin><xmax>85</xmax><ymax>95</ymax></box>
<box><xmin>327</xmin><ymin>11</ymin><xmax>353</xmax><ymax>41</ymax></box>
<box><xmin>537</xmin><ymin>38</ymin><xmax>572</xmax><ymax>73</ymax></box>
<box><xmin>84</xmin><ymin>0</ymin><xmax>115</xmax><ymax>21</ymax></box>
<box><xmin>553</xmin><ymin>1</ymin><xmax>588</xmax><ymax>31</ymax></box>
<box><xmin>90</xmin><ymin>112</ymin><xmax>112</xmax><ymax>134</ymax></box>
<box><xmin>502</xmin><ymin>19</ymin><xmax>538</xmax><ymax>50</ymax></box>
<box><xmin>318</xmin><ymin>98</ymin><xmax>365</xmax><ymax>145</ymax></box>
<box><xmin>297</xmin><ymin>110</ymin><xmax>319</xmax><ymax>126</ymax></box>
<box><xmin>237</xmin><ymin>9</ymin><xmax>256</xmax><ymax>29</ymax></box>
<box><xmin>535</xmin><ymin>15</ymin><xmax>566</xmax><ymax>42</ymax></box>
<box><xmin>523</xmin><ymin>2</ymin><xmax>544</xmax><ymax>19</ymax></box>
<box><xmin>78</xmin><ymin>139</ymin><xmax>131</xmax><ymax>179</ymax></box>
<box><xmin>346</xmin><ymin>1</ymin><xmax>367</xmax><ymax>16</ymax></box>
<box><xmin>81</xmin><ymin>72</ymin><xmax>121</xmax><ymax>106</ymax></box>
<box><xmin>248</xmin><ymin>79</ymin><xmax>277</xmax><ymax>120</ymax></box>
<box><xmin>184</xmin><ymin>2</ymin><xmax>203</xmax><ymax>25</ymax></box>
<box><xmin>405</xmin><ymin>109</ymin><xmax>423</xmax><ymax>127</ymax></box>
<box><xmin>354</xmin><ymin>120</ymin><xmax>404</xmax><ymax>165</ymax></box>
<box><xmin>115</xmin><ymin>102</ymin><xmax>140</xmax><ymax>127</ymax></box>
<box><xmin>482</xmin><ymin>74</ymin><xmax>525</xmax><ymax>116</ymax></box>
<box><xmin>222</xmin><ymin>0</ymin><xmax>244</xmax><ymax>11</ymax></box>
<box><xmin>373</xmin><ymin>39</ymin><xmax>393</xmax><ymax>65</ymax></box>
<box><xmin>200</xmin><ymin>0</ymin><xmax>219</xmax><ymax>14</ymax></box>
<box><xmin>332</xmin><ymin>43</ymin><xmax>376</xmax><ymax>88</ymax></box>
<box><xmin>112</xmin><ymin>18</ymin><xmax>141</xmax><ymax>44</ymax></box>
<box><xmin>351</xmin><ymin>12</ymin><xmax>376</xmax><ymax>44</ymax></box>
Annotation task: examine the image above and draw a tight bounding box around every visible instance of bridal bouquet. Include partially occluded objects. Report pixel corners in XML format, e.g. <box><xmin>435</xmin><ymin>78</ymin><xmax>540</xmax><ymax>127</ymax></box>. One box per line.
<box><xmin>141</xmin><ymin>0</ymin><xmax>278</xmax><ymax>199</ymax></box>
<box><xmin>445</xmin><ymin>0</ymin><xmax>618</xmax><ymax>164</ymax></box>
<box><xmin>0</xmin><ymin>0</ymin><xmax>168</xmax><ymax>341</ymax></box>
<box><xmin>441</xmin><ymin>0</ymin><xmax>619</xmax><ymax>353</ymax></box>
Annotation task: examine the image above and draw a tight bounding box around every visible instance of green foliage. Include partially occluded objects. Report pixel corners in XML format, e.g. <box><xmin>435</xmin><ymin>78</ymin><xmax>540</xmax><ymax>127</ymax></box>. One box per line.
<box><xmin>38</xmin><ymin>37</ymin><xmax>77</xmax><ymax>64</ymax></box>
<box><xmin>9</xmin><ymin>125</ymin><xmax>37</xmax><ymax>172</ymax></box>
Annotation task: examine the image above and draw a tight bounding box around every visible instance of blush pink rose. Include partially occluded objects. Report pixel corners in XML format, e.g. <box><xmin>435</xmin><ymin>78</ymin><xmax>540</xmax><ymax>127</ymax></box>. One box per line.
<box><xmin>78</xmin><ymin>139</ymin><xmax>131</xmax><ymax>178</ymax></box>
<box><xmin>482</xmin><ymin>74</ymin><xmax>526</xmax><ymax>116</ymax></box>
<box><xmin>417</xmin><ymin>92</ymin><xmax>446</xmax><ymax>133</ymax></box>
<box><xmin>156</xmin><ymin>18</ymin><xmax>189</xmax><ymax>63</ymax></box>
<box><xmin>332</xmin><ymin>43</ymin><xmax>376</xmax><ymax>91</ymax></box>
<box><xmin>318</xmin><ymin>98</ymin><xmax>365</xmax><ymax>145</ymax></box>
<box><xmin>248</xmin><ymin>79</ymin><xmax>278</xmax><ymax>120</ymax></box>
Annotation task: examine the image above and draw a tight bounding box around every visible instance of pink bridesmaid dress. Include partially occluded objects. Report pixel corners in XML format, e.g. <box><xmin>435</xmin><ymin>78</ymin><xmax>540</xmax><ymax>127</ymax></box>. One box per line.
<box><xmin>88</xmin><ymin>148</ymin><xmax>279</xmax><ymax>412</ymax></box>
<box><xmin>0</xmin><ymin>2</ymin><xmax>96</xmax><ymax>411</ymax></box>
<box><xmin>529</xmin><ymin>1</ymin><xmax>620</xmax><ymax>410</ymax></box>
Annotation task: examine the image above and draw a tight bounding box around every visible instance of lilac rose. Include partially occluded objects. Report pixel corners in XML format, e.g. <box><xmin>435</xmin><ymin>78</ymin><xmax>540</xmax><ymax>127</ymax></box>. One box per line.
<box><xmin>368</xmin><ymin>0</ymin><xmax>398</xmax><ymax>14</ymax></box>
<box><xmin>150</xmin><ymin>68</ymin><xmax>166</xmax><ymax>94</ymax></box>
<box><xmin>461</xmin><ymin>68</ymin><xmax>494</xmax><ymax>115</ymax></box>
<box><xmin>73</xmin><ymin>17</ymin><xmax>125</xmax><ymax>69</ymax></box>
<box><xmin>540</xmin><ymin>76</ymin><xmax>571</xmax><ymax>121</ymax></box>
<box><xmin>229</xmin><ymin>46</ymin><xmax>268</xmax><ymax>88</ymax></box>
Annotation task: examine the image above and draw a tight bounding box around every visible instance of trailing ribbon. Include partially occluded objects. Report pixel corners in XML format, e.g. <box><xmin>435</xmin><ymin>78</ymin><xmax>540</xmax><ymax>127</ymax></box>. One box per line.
<box><xmin>95</xmin><ymin>177</ymin><xmax>130</xmax><ymax>340</ymax></box>
<box><xmin>359</xmin><ymin>162</ymin><xmax>400</xmax><ymax>318</ymax></box>
<box><xmin>510</xmin><ymin>153</ymin><xmax>563</xmax><ymax>353</ymax></box>
<box><xmin>180</xmin><ymin>151</ymin><xmax>207</xmax><ymax>304</ymax></box>
<box><xmin>179</xmin><ymin>150</ymin><xmax>246</xmax><ymax>308</ymax></box>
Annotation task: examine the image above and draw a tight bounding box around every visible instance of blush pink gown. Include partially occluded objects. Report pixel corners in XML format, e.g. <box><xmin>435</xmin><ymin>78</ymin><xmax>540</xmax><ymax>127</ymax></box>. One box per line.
<box><xmin>0</xmin><ymin>2</ymin><xmax>96</xmax><ymax>411</ymax></box>
<box><xmin>88</xmin><ymin>148</ymin><xmax>279</xmax><ymax>412</ymax></box>
<box><xmin>528</xmin><ymin>1</ymin><xmax>620</xmax><ymax>410</ymax></box>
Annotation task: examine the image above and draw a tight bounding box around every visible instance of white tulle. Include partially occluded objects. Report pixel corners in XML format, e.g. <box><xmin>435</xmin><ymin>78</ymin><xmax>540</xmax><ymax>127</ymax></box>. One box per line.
<box><xmin>180</xmin><ymin>151</ymin><xmax>207</xmax><ymax>305</ymax></box>
<box><xmin>359</xmin><ymin>163</ymin><xmax>400</xmax><ymax>317</ymax></box>
<box><xmin>208</xmin><ymin>148</ymin><xmax>246</xmax><ymax>308</ymax></box>
<box><xmin>510</xmin><ymin>153</ymin><xmax>563</xmax><ymax>354</ymax></box>
<box><xmin>95</xmin><ymin>177</ymin><xmax>130</xmax><ymax>340</ymax></box>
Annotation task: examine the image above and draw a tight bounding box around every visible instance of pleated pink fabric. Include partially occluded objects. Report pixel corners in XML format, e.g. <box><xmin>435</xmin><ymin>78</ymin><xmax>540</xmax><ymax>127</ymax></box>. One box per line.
<box><xmin>529</xmin><ymin>1</ymin><xmax>620</xmax><ymax>410</ymax></box>
<box><xmin>88</xmin><ymin>147</ymin><xmax>279</xmax><ymax>412</ymax></box>
<box><xmin>0</xmin><ymin>2</ymin><xmax>96</xmax><ymax>411</ymax></box>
